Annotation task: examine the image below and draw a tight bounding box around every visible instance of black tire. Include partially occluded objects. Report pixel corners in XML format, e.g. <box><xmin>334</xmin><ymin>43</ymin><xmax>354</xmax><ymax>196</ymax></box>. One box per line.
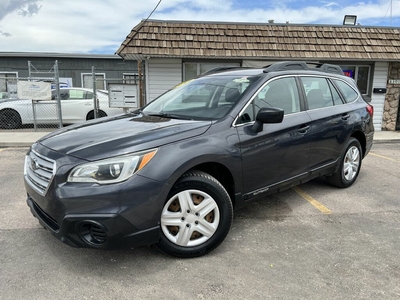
<box><xmin>86</xmin><ymin>110</ymin><xmax>107</xmax><ymax>120</ymax></box>
<box><xmin>327</xmin><ymin>138</ymin><xmax>362</xmax><ymax>188</ymax></box>
<box><xmin>0</xmin><ymin>109</ymin><xmax>22</xmax><ymax>129</ymax></box>
<box><xmin>156</xmin><ymin>170</ymin><xmax>233</xmax><ymax>258</ymax></box>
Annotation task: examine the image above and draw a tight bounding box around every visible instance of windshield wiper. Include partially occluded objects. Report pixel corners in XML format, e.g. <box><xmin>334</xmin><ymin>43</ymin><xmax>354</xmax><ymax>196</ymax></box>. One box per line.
<box><xmin>145</xmin><ymin>112</ymin><xmax>191</xmax><ymax>120</ymax></box>
<box><xmin>129</xmin><ymin>109</ymin><xmax>142</xmax><ymax>116</ymax></box>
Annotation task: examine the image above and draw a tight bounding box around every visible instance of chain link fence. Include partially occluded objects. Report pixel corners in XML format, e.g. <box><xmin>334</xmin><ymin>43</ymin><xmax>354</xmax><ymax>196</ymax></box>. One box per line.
<box><xmin>0</xmin><ymin>75</ymin><xmax>135</xmax><ymax>131</ymax></box>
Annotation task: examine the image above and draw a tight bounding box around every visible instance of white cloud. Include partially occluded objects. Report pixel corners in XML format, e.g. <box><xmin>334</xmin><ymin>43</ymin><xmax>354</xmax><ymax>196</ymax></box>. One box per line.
<box><xmin>0</xmin><ymin>0</ymin><xmax>42</xmax><ymax>20</ymax></box>
<box><xmin>0</xmin><ymin>0</ymin><xmax>398</xmax><ymax>54</ymax></box>
<box><xmin>322</xmin><ymin>1</ymin><xmax>341</xmax><ymax>7</ymax></box>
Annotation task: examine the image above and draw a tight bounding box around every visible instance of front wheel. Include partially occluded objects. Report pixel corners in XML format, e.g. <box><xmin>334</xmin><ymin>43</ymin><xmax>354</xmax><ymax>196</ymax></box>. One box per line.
<box><xmin>327</xmin><ymin>138</ymin><xmax>362</xmax><ymax>188</ymax></box>
<box><xmin>0</xmin><ymin>109</ymin><xmax>22</xmax><ymax>129</ymax></box>
<box><xmin>156</xmin><ymin>171</ymin><xmax>233</xmax><ymax>258</ymax></box>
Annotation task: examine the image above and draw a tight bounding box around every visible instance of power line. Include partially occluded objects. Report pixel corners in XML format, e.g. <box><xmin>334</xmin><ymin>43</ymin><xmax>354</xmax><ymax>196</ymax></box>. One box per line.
<box><xmin>383</xmin><ymin>0</ymin><xmax>394</xmax><ymax>26</ymax></box>
<box><xmin>144</xmin><ymin>0</ymin><xmax>163</xmax><ymax>23</ymax></box>
<box><xmin>116</xmin><ymin>0</ymin><xmax>163</xmax><ymax>54</ymax></box>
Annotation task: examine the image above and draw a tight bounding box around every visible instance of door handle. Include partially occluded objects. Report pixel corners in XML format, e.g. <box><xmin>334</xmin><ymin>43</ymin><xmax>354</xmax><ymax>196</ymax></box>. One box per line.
<box><xmin>342</xmin><ymin>113</ymin><xmax>350</xmax><ymax>120</ymax></box>
<box><xmin>298</xmin><ymin>125</ymin><xmax>310</xmax><ymax>134</ymax></box>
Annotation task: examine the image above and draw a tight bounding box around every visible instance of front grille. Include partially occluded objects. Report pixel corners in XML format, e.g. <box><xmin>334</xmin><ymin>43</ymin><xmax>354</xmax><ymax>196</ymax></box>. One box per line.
<box><xmin>24</xmin><ymin>149</ymin><xmax>56</xmax><ymax>196</ymax></box>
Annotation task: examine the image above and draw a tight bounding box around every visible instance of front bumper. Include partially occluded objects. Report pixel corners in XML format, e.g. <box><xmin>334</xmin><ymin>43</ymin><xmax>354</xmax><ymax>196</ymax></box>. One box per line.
<box><xmin>24</xmin><ymin>143</ymin><xmax>170</xmax><ymax>249</ymax></box>
<box><xmin>27</xmin><ymin>196</ymin><xmax>160</xmax><ymax>249</ymax></box>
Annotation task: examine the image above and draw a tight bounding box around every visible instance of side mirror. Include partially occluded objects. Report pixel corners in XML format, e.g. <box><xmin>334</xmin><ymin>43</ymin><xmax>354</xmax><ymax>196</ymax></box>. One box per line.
<box><xmin>252</xmin><ymin>107</ymin><xmax>284</xmax><ymax>133</ymax></box>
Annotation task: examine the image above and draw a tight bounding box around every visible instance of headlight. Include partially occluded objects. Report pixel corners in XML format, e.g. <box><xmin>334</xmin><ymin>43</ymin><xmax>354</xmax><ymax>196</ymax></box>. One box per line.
<box><xmin>67</xmin><ymin>149</ymin><xmax>157</xmax><ymax>184</ymax></box>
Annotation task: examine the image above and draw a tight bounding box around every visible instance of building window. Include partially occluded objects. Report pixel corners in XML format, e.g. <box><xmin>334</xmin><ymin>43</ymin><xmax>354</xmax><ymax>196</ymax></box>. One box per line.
<box><xmin>82</xmin><ymin>73</ymin><xmax>106</xmax><ymax>90</ymax></box>
<box><xmin>340</xmin><ymin>65</ymin><xmax>371</xmax><ymax>95</ymax></box>
<box><xmin>123</xmin><ymin>73</ymin><xmax>139</xmax><ymax>84</ymax></box>
<box><xmin>183</xmin><ymin>62</ymin><xmax>241</xmax><ymax>81</ymax></box>
<box><xmin>0</xmin><ymin>72</ymin><xmax>18</xmax><ymax>98</ymax></box>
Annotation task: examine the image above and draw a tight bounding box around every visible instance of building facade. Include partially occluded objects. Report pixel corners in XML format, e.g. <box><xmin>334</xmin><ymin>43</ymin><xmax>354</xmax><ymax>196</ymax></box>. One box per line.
<box><xmin>0</xmin><ymin>52</ymin><xmax>138</xmax><ymax>98</ymax></box>
<box><xmin>117</xmin><ymin>19</ymin><xmax>400</xmax><ymax>131</ymax></box>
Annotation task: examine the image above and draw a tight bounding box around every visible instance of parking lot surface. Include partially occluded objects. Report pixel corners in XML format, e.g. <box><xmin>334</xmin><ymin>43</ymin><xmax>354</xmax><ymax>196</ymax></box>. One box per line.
<box><xmin>0</xmin><ymin>144</ymin><xmax>399</xmax><ymax>300</ymax></box>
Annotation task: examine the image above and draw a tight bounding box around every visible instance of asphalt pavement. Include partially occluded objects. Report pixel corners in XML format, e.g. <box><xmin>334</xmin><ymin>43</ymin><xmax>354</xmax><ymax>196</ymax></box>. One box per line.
<box><xmin>0</xmin><ymin>144</ymin><xmax>399</xmax><ymax>299</ymax></box>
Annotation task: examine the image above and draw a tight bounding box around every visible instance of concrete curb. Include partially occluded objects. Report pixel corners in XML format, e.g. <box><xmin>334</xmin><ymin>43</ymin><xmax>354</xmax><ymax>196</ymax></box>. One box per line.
<box><xmin>0</xmin><ymin>132</ymin><xmax>50</xmax><ymax>148</ymax></box>
<box><xmin>0</xmin><ymin>131</ymin><xmax>399</xmax><ymax>148</ymax></box>
<box><xmin>373</xmin><ymin>139</ymin><xmax>400</xmax><ymax>144</ymax></box>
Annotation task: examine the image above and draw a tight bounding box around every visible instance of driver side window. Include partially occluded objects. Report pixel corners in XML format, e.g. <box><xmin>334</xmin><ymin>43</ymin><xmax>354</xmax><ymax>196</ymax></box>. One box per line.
<box><xmin>238</xmin><ymin>77</ymin><xmax>300</xmax><ymax>124</ymax></box>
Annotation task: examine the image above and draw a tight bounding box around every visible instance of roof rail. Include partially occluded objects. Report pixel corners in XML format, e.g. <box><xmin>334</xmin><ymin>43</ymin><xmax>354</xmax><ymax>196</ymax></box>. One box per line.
<box><xmin>201</xmin><ymin>66</ymin><xmax>248</xmax><ymax>76</ymax></box>
<box><xmin>263</xmin><ymin>61</ymin><xmax>344</xmax><ymax>75</ymax></box>
<box><xmin>263</xmin><ymin>61</ymin><xmax>309</xmax><ymax>72</ymax></box>
<box><xmin>317</xmin><ymin>63</ymin><xmax>344</xmax><ymax>75</ymax></box>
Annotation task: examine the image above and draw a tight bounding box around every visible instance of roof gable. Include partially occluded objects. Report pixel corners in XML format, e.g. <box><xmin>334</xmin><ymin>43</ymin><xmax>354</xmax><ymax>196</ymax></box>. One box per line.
<box><xmin>117</xmin><ymin>19</ymin><xmax>400</xmax><ymax>61</ymax></box>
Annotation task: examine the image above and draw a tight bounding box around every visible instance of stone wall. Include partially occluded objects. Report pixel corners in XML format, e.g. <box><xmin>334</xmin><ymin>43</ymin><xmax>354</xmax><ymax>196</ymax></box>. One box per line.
<box><xmin>382</xmin><ymin>63</ymin><xmax>400</xmax><ymax>131</ymax></box>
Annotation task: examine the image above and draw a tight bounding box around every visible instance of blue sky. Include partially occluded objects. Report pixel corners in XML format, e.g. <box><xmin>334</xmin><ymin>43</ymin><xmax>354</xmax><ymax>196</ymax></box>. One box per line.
<box><xmin>0</xmin><ymin>0</ymin><xmax>399</xmax><ymax>54</ymax></box>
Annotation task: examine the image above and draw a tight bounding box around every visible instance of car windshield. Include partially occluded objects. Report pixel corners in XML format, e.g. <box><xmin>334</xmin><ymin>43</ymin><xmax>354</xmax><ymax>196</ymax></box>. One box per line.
<box><xmin>142</xmin><ymin>75</ymin><xmax>261</xmax><ymax>120</ymax></box>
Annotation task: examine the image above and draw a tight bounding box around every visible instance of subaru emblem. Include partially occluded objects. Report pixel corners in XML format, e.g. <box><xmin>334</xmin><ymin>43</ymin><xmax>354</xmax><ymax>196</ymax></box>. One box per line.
<box><xmin>31</xmin><ymin>158</ymin><xmax>40</xmax><ymax>170</ymax></box>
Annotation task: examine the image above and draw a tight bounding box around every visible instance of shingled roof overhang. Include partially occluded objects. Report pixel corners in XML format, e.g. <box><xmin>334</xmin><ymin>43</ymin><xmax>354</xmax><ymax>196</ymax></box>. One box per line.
<box><xmin>116</xmin><ymin>19</ymin><xmax>400</xmax><ymax>61</ymax></box>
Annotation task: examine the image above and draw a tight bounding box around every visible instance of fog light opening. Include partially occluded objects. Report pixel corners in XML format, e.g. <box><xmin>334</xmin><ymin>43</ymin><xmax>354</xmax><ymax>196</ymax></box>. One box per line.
<box><xmin>79</xmin><ymin>222</ymin><xmax>107</xmax><ymax>245</ymax></box>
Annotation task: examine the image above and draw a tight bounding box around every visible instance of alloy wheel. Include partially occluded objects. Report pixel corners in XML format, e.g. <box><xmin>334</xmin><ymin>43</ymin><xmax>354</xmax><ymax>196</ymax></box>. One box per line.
<box><xmin>343</xmin><ymin>145</ymin><xmax>360</xmax><ymax>181</ymax></box>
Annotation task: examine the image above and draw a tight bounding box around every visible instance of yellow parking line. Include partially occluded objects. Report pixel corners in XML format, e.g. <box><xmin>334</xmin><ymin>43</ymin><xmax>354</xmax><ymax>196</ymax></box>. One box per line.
<box><xmin>292</xmin><ymin>186</ymin><xmax>332</xmax><ymax>214</ymax></box>
<box><xmin>0</xmin><ymin>149</ymin><xmax>5</xmax><ymax>153</ymax></box>
<box><xmin>369</xmin><ymin>152</ymin><xmax>398</xmax><ymax>162</ymax></box>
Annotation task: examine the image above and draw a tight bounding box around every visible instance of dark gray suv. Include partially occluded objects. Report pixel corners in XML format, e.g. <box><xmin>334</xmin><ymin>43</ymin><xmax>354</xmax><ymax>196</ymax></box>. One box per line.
<box><xmin>24</xmin><ymin>61</ymin><xmax>374</xmax><ymax>257</ymax></box>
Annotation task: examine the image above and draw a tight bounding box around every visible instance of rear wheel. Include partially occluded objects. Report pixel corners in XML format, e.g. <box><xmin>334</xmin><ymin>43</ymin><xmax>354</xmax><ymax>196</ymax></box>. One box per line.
<box><xmin>327</xmin><ymin>138</ymin><xmax>362</xmax><ymax>188</ymax></box>
<box><xmin>0</xmin><ymin>109</ymin><xmax>22</xmax><ymax>129</ymax></box>
<box><xmin>156</xmin><ymin>171</ymin><xmax>233</xmax><ymax>258</ymax></box>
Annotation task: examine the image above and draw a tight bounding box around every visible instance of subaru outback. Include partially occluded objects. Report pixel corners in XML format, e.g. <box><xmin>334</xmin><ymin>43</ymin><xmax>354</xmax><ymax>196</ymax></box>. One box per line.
<box><xmin>24</xmin><ymin>61</ymin><xmax>374</xmax><ymax>257</ymax></box>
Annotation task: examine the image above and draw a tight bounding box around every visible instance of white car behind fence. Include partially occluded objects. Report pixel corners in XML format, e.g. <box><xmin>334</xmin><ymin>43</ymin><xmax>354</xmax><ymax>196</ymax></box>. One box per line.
<box><xmin>0</xmin><ymin>88</ymin><xmax>124</xmax><ymax>129</ymax></box>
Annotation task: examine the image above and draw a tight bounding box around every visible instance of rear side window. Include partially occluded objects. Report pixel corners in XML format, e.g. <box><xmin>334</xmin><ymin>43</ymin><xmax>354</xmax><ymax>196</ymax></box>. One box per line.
<box><xmin>301</xmin><ymin>77</ymin><xmax>336</xmax><ymax>110</ymax></box>
<box><xmin>328</xmin><ymin>80</ymin><xmax>344</xmax><ymax>106</ymax></box>
<box><xmin>333</xmin><ymin>80</ymin><xmax>359</xmax><ymax>103</ymax></box>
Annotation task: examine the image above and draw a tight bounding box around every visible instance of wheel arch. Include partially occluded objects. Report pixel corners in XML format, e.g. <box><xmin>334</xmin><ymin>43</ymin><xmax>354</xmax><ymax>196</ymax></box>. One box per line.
<box><xmin>0</xmin><ymin>107</ymin><xmax>21</xmax><ymax>115</ymax></box>
<box><xmin>350</xmin><ymin>131</ymin><xmax>367</xmax><ymax>158</ymax></box>
<box><xmin>171</xmin><ymin>162</ymin><xmax>237</xmax><ymax>208</ymax></box>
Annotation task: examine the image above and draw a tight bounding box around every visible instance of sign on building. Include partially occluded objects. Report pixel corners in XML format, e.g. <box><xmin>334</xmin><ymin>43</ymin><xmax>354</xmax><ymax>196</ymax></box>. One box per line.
<box><xmin>388</xmin><ymin>79</ymin><xmax>400</xmax><ymax>84</ymax></box>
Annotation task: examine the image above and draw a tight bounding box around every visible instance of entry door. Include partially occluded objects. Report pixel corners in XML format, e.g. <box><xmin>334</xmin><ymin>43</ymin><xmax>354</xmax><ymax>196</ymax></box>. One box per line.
<box><xmin>235</xmin><ymin>77</ymin><xmax>311</xmax><ymax>198</ymax></box>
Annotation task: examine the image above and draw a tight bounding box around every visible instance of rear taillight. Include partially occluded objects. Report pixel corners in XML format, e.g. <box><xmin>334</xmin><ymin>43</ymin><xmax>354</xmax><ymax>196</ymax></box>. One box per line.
<box><xmin>366</xmin><ymin>104</ymin><xmax>374</xmax><ymax>117</ymax></box>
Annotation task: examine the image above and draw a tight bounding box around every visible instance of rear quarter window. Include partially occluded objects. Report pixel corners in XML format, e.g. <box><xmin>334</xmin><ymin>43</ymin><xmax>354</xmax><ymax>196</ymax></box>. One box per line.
<box><xmin>333</xmin><ymin>80</ymin><xmax>359</xmax><ymax>103</ymax></box>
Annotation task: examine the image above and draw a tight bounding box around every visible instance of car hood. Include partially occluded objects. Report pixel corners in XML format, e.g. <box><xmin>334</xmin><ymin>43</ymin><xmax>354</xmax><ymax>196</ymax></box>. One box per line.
<box><xmin>38</xmin><ymin>113</ymin><xmax>212</xmax><ymax>160</ymax></box>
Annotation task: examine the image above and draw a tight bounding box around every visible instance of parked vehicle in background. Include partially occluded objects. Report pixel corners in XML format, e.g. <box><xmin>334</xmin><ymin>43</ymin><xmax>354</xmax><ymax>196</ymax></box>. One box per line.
<box><xmin>24</xmin><ymin>61</ymin><xmax>374</xmax><ymax>258</ymax></box>
<box><xmin>0</xmin><ymin>87</ymin><xmax>123</xmax><ymax>129</ymax></box>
